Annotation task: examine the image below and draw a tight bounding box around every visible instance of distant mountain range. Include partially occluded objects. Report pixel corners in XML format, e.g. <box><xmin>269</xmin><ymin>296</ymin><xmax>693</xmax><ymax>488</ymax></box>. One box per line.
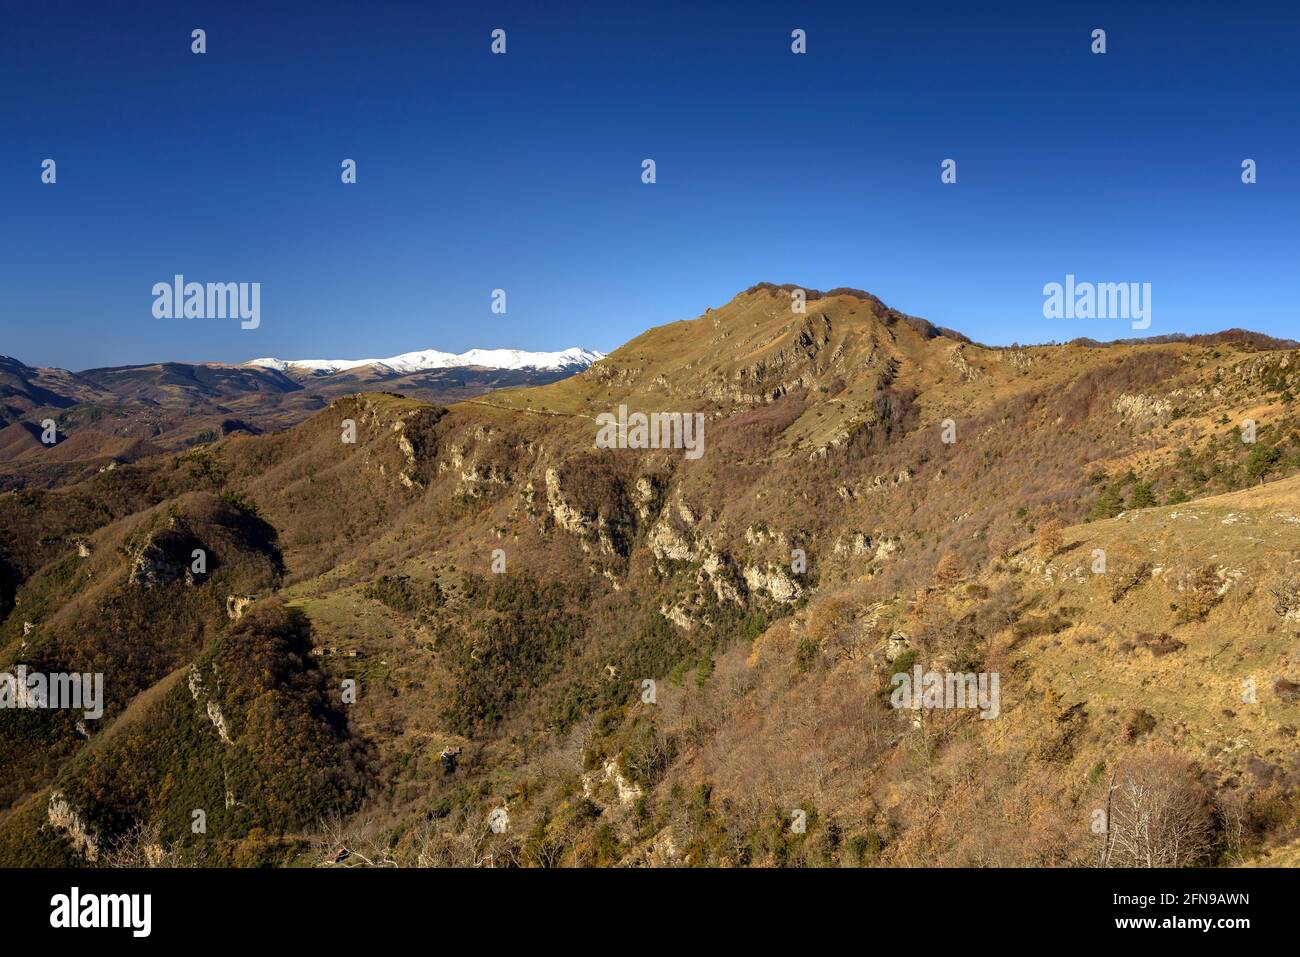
<box><xmin>0</xmin><ymin>346</ymin><xmax>603</xmax><ymax>486</ymax></box>
<box><xmin>247</xmin><ymin>347</ymin><xmax>603</xmax><ymax>376</ymax></box>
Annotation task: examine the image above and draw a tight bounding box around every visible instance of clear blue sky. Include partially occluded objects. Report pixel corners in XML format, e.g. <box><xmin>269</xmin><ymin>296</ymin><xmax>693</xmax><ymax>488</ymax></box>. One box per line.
<box><xmin>2</xmin><ymin>0</ymin><xmax>1296</xmax><ymax>370</ymax></box>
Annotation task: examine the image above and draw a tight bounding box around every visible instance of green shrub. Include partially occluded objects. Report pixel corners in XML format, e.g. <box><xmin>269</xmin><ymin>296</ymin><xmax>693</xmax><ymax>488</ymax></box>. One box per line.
<box><xmin>1128</xmin><ymin>482</ymin><xmax>1157</xmax><ymax>509</ymax></box>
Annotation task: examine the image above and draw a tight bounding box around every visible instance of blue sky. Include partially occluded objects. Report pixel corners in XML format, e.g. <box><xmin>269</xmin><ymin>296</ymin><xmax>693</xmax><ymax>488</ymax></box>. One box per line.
<box><xmin>2</xmin><ymin>0</ymin><xmax>1296</xmax><ymax>370</ymax></box>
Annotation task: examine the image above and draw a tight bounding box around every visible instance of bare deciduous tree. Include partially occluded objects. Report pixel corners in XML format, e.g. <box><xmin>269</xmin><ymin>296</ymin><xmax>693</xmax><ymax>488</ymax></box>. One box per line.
<box><xmin>310</xmin><ymin>812</ymin><xmax>397</xmax><ymax>867</ymax></box>
<box><xmin>101</xmin><ymin>821</ymin><xmax>191</xmax><ymax>868</ymax></box>
<box><xmin>1104</xmin><ymin>750</ymin><xmax>1213</xmax><ymax>867</ymax></box>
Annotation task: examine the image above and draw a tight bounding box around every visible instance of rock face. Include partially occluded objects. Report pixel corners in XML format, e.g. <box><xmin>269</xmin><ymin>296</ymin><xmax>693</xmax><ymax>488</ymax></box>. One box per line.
<box><xmin>1114</xmin><ymin>392</ymin><xmax>1173</xmax><ymax>424</ymax></box>
<box><xmin>545</xmin><ymin>468</ymin><xmax>591</xmax><ymax>538</ymax></box>
<box><xmin>646</xmin><ymin>504</ymin><xmax>811</xmax><ymax>606</ymax></box>
<box><xmin>188</xmin><ymin>666</ymin><xmax>233</xmax><ymax>745</ymax></box>
<box><xmin>206</xmin><ymin>701</ymin><xmax>232</xmax><ymax>744</ymax></box>
<box><xmin>742</xmin><ymin>564</ymin><xmax>802</xmax><ymax>603</ymax></box>
<box><xmin>996</xmin><ymin>348</ymin><xmax>1033</xmax><ymax>370</ymax></box>
<box><xmin>543</xmin><ymin>467</ymin><xmax>623</xmax><ymax>555</ymax></box>
<box><xmin>47</xmin><ymin>791</ymin><xmax>100</xmax><ymax>862</ymax></box>
<box><xmin>873</xmin><ymin>537</ymin><xmax>901</xmax><ymax>562</ymax></box>
<box><xmin>660</xmin><ymin>601</ymin><xmax>694</xmax><ymax>631</ymax></box>
<box><xmin>885</xmin><ymin>632</ymin><xmax>911</xmax><ymax>662</ymax></box>
<box><xmin>834</xmin><ymin>533</ymin><xmax>873</xmax><ymax>556</ymax></box>
<box><xmin>648</xmin><ymin>515</ymin><xmax>694</xmax><ymax>562</ymax></box>
<box><xmin>129</xmin><ymin>539</ymin><xmax>185</xmax><ymax>587</ymax></box>
<box><xmin>226</xmin><ymin>595</ymin><xmax>254</xmax><ymax>621</ymax></box>
<box><xmin>697</xmin><ymin>312</ymin><xmax>837</xmax><ymax>404</ymax></box>
<box><xmin>633</xmin><ymin>475</ymin><xmax>661</xmax><ymax>522</ymax></box>
<box><xmin>582</xmin><ymin>759</ymin><xmax>644</xmax><ymax>809</ymax></box>
<box><xmin>342</xmin><ymin>395</ymin><xmax>445</xmax><ymax>490</ymax></box>
<box><xmin>948</xmin><ymin>344</ymin><xmax>981</xmax><ymax>381</ymax></box>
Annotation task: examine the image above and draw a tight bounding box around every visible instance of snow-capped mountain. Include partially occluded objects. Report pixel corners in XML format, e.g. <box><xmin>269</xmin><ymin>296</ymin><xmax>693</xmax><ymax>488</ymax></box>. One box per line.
<box><xmin>246</xmin><ymin>347</ymin><xmax>603</xmax><ymax>376</ymax></box>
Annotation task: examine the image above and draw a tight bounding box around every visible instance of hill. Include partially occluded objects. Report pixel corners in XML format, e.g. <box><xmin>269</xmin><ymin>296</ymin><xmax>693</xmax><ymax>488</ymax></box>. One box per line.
<box><xmin>1</xmin><ymin>284</ymin><xmax>1297</xmax><ymax>867</ymax></box>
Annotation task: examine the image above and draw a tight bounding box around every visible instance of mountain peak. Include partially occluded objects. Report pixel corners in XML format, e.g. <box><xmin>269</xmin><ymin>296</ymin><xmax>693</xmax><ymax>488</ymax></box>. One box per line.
<box><xmin>740</xmin><ymin>282</ymin><xmax>887</xmax><ymax>308</ymax></box>
<box><xmin>736</xmin><ymin>283</ymin><xmax>971</xmax><ymax>343</ymax></box>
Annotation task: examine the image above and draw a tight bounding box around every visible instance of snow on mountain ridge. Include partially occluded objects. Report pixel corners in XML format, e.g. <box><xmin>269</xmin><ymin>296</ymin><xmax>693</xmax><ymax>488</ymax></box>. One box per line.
<box><xmin>247</xmin><ymin>347</ymin><xmax>603</xmax><ymax>375</ymax></box>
